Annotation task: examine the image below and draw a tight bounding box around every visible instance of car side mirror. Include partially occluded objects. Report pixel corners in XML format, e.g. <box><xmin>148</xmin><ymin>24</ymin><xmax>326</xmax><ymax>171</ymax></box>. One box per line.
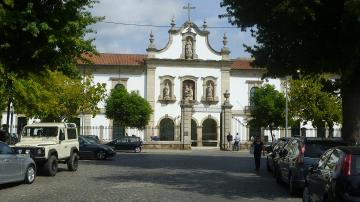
<box><xmin>59</xmin><ymin>133</ymin><xmax>65</xmax><ymax>141</ymax></box>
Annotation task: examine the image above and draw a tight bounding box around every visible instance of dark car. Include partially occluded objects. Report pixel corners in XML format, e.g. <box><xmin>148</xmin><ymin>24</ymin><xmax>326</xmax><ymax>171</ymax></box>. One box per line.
<box><xmin>78</xmin><ymin>136</ymin><xmax>116</xmax><ymax>160</ymax></box>
<box><xmin>0</xmin><ymin>141</ymin><xmax>36</xmax><ymax>184</ymax></box>
<box><xmin>105</xmin><ymin>136</ymin><xmax>142</xmax><ymax>153</ymax></box>
<box><xmin>274</xmin><ymin>137</ymin><xmax>346</xmax><ymax>195</ymax></box>
<box><xmin>82</xmin><ymin>135</ymin><xmax>101</xmax><ymax>144</ymax></box>
<box><xmin>266</xmin><ymin>137</ymin><xmax>290</xmax><ymax>174</ymax></box>
<box><xmin>303</xmin><ymin>146</ymin><xmax>360</xmax><ymax>202</ymax></box>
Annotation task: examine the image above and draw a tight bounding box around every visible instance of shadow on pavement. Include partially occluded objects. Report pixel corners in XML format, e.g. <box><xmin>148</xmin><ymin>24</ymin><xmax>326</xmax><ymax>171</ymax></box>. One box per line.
<box><xmin>83</xmin><ymin>151</ymin><xmax>296</xmax><ymax>200</ymax></box>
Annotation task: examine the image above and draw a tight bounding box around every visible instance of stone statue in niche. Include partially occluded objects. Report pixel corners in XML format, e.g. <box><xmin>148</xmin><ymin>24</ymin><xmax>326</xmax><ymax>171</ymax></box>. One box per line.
<box><xmin>163</xmin><ymin>82</ymin><xmax>170</xmax><ymax>100</ymax></box>
<box><xmin>206</xmin><ymin>82</ymin><xmax>214</xmax><ymax>101</ymax></box>
<box><xmin>185</xmin><ymin>38</ymin><xmax>193</xmax><ymax>59</ymax></box>
<box><xmin>183</xmin><ymin>83</ymin><xmax>194</xmax><ymax>101</ymax></box>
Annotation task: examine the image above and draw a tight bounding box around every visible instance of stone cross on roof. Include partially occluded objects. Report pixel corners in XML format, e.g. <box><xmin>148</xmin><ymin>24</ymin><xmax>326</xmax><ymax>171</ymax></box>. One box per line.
<box><xmin>183</xmin><ymin>3</ymin><xmax>196</xmax><ymax>22</ymax></box>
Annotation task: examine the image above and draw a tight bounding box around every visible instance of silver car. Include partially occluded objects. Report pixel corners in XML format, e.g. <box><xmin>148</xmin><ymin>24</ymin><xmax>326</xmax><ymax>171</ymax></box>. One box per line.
<box><xmin>0</xmin><ymin>141</ymin><xmax>36</xmax><ymax>184</ymax></box>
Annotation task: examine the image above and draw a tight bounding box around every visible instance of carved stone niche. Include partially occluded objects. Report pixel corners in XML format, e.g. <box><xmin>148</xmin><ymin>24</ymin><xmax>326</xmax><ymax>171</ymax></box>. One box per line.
<box><xmin>180</xmin><ymin>31</ymin><xmax>198</xmax><ymax>60</ymax></box>
<box><xmin>158</xmin><ymin>75</ymin><xmax>176</xmax><ymax>104</ymax></box>
<box><xmin>180</xmin><ymin>76</ymin><xmax>198</xmax><ymax>104</ymax></box>
<box><xmin>201</xmin><ymin>76</ymin><xmax>219</xmax><ymax>105</ymax></box>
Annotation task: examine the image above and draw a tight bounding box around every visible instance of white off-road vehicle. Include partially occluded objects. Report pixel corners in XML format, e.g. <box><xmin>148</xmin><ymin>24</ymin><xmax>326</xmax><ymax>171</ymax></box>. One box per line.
<box><xmin>13</xmin><ymin>123</ymin><xmax>79</xmax><ymax>176</ymax></box>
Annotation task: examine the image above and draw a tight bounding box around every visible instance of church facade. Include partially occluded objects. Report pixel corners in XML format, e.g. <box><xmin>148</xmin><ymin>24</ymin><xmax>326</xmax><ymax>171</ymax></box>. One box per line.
<box><xmin>78</xmin><ymin>19</ymin><xmax>284</xmax><ymax>147</ymax></box>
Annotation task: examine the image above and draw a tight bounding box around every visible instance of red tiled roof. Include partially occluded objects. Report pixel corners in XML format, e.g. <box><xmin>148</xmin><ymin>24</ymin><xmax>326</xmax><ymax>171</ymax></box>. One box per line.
<box><xmin>230</xmin><ymin>59</ymin><xmax>254</xmax><ymax>70</ymax></box>
<box><xmin>80</xmin><ymin>53</ymin><xmax>146</xmax><ymax>66</ymax></box>
<box><xmin>80</xmin><ymin>53</ymin><xmax>257</xmax><ymax>70</ymax></box>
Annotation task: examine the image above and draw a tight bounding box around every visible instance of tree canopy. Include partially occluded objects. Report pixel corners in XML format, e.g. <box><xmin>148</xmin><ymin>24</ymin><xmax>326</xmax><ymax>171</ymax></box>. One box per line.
<box><xmin>12</xmin><ymin>71</ymin><xmax>106</xmax><ymax>122</ymax></box>
<box><xmin>249</xmin><ymin>84</ymin><xmax>286</xmax><ymax>141</ymax></box>
<box><xmin>0</xmin><ymin>0</ymin><xmax>101</xmax><ymax>77</ymax></box>
<box><xmin>105</xmin><ymin>86</ymin><xmax>153</xmax><ymax>130</ymax></box>
<box><xmin>221</xmin><ymin>0</ymin><xmax>360</xmax><ymax>144</ymax></box>
<box><xmin>289</xmin><ymin>75</ymin><xmax>342</xmax><ymax>134</ymax></box>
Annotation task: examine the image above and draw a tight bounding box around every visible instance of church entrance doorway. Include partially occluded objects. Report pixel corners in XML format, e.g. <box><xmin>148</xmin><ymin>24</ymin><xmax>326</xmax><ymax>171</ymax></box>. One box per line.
<box><xmin>159</xmin><ymin>118</ymin><xmax>174</xmax><ymax>141</ymax></box>
<box><xmin>202</xmin><ymin>118</ymin><xmax>217</xmax><ymax>146</ymax></box>
<box><xmin>191</xmin><ymin>119</ymin><xmax>197</xmax><ymax>146</ymax></box>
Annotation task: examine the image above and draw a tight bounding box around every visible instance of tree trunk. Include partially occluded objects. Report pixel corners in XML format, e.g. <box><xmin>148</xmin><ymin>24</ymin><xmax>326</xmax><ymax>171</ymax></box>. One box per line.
<box><xmin>342</xmin><ymin>85</ymin><xmax>360</xmax><ymax>145</ymax></box>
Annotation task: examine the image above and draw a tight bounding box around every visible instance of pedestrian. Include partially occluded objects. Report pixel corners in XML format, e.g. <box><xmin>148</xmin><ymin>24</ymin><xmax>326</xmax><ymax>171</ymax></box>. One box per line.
<box><xmin>226</xmin><ymin>132</ymin><xmax>233</xmax><ymax>150</ymax></box>
<box><xmin>233</xmin><ymin>132</ymin><xmax>240</xmax><ymax>151</ymax></box>
<box><xmin>0</xmin><ymin>124</ymin><xmax>8</xmax><ymax>143</ymax></box>
<box><xmin>252</xmin><ymin>136</ymin><xmax>265</xmax><ymax>172</ymax></box>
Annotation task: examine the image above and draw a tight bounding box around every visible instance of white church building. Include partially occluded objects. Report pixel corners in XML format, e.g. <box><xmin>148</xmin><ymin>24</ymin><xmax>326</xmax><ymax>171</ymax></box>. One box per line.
<box><xmin>78</xmin><ymin>19</ymin><xmax>285</xmax><ymax>147</ymax></box>
<box><xmin>2</xmin><ymin>19</ymin><xmax>334</xmax><ymax>147</ymax></box>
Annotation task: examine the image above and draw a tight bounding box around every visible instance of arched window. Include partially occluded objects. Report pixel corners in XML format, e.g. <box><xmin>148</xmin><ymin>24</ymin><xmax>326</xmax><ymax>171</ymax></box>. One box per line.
<box><xmin>115</xmin><ymin>83</ymin><xmax>125</xmax><ymax>89</ymax></box>
<box><xmin>159</xmin><ymin>118</ymin><xmax>174</xmax><ymax>141</ymax></box>
<box><xmin>250</xmin><ymin>87</ymin><xmax>258</xmax><ymax>106</ymax></box>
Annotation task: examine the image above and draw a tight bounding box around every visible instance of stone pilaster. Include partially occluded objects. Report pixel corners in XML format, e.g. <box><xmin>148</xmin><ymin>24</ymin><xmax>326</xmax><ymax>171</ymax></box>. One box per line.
<box><xmin>221</xmin><ymin>68</ymin><xmax>230</xmax><ymax>103</ymax></box>
<box><xmin>197</xmin><ymin>126</ymin><xmax>202</xmax><ymax>146</ymax></box>
<box><xmin>221</xmin><ymin>90</ymin><xmax>233</xmax><ymax>150</ymax></box>
<box><xmin>145</xmin><ymin>65</ymin><xmax>156</xmax><ymax>142</ymax></box>
<box><xmin>180</xmin><ymin>100</ymin><xmax>193</xmax><ymax>150</ymax></box>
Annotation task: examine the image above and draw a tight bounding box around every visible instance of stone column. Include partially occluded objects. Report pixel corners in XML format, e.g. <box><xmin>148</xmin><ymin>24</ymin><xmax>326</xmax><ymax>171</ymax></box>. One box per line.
<box><xmin>145</xmin><ymin>65</ymin><xmax>156</xmax><ymax>142</ymax></box>
<box><xmin>180</xmin><ymin>100</ymin><xmax>193</xmax><ymax>150</ymax></box>
<box><xmin>197</xmin><ymin>126</ymin><xmax>202</xmax><ymax>146</ymax></box>
<box><xmin>221</xmin><ymin>90</ymin><xmax>233</xmax><ymax>150</ymax></box>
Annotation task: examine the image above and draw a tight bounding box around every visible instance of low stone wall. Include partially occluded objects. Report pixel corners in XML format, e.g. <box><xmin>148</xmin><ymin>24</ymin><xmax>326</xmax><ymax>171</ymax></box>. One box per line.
<box><xmin>143</xmin><ymin>141</ymin><xmax>191</xmax><ymax>150</ymax></box>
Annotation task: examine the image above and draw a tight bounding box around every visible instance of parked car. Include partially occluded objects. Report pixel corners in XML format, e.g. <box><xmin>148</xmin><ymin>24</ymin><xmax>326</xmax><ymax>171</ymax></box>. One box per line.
<box><xmin>0</xmin><ymin>141</ymin><xmax>36</xmax><ymax>185</ymax></box>
<box><xmin>78</xmin><ymin>136</ymin><xmax>116</xmax><ymax>160</ymax></box>
<box><xmin>266</xmin><ymin>137</ymin><xmax>290</xmax><ymax>173</ymax></box>
<box><xmin>303</xmin><ymin>146</ymin><xmax>360</xmax><ymax>202</ymax></box>
<box><xmin>274</xmin><ymin>137</ymin><xmax>346</xmax><ymax>195</ymax></box>
<box><xmin>82</xmin><ymin>135</ymin><xmax>101</xmax><ymax>144</ymax></box>
<box><xmin>105</xmin><ymin>136</ymin><xmax>143</xmax><ymax>153</ymax></box>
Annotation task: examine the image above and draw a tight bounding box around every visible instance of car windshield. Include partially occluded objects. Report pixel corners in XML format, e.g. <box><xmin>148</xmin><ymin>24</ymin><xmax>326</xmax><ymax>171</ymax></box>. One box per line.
<box><xmin>304</xmin><ymin>142</ymin><xmax>345</xmax><ymax>158</ymax></box>
<box><xmin>79</xmin><ymin>137</ymin><xmax>92</xmax><ymax>145</ymax></box>
<box><xmin>22</xmin><ymin>127</ymin><xmax>58</xmax><ymax>137</ymax></box>
<box><xmin>84</xmin><ymin>137</ymin><xmax>99</xmax><ymax>144</ymax></box>
<box><xmin>0</xmin><ymin>142</ymin><xmax>13</xmax><ymax>154</ymax></box>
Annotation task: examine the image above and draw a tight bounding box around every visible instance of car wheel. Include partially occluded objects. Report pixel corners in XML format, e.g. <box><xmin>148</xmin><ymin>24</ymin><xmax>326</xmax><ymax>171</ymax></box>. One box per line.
<box><xmin>44</xmin><ymin>155</ymin><xmax>58</xmax><ymax>176</ymax></box>
<box><xmin>289</xmin><ymin>175</ymin><xmax>298</xmax><ymax>195</ymax></box>
<box><xmin>134</xmin><ymin>147</ymin><xmax>141</xmax><ymax>153</ymax></box>
<box><xmin>67</xmin><ymin>152</ymin><xmax>79</xmax><ymax>171</ymax></box>
<box><xmin>96</xmin><ymin>150</ymin><xmax>106</xmax><ymax>160</ymax></box>
<box><xmin>303</xmin><ymin>186</ymin><xmax>311</xmax><ymax>202</ymax></box>
<box><xmin>24</xmin><ymin>164</ymin><xmax>36</xmax><ymax>184</ymax></box>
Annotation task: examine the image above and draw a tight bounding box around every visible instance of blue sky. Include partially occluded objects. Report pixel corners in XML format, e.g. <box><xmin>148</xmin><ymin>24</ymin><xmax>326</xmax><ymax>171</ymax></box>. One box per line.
<box><xmin>88</xmin><ymin>0</ymin><xmax>256</xmax><ymax>58</ymax></box>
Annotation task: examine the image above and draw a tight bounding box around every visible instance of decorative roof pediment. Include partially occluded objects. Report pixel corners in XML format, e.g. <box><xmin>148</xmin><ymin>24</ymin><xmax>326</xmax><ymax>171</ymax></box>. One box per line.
<box><xmin>146</xmin><ymin>19</ymin><xmax>228</xmax><ymax>61</ymax></box>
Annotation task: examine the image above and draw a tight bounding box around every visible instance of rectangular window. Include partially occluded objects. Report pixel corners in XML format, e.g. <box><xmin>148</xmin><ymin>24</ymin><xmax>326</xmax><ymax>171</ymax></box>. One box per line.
<box><xmin>67</xmin><ymin>128</ymin><xmax>77</xmax><ymax>139</ymax></box>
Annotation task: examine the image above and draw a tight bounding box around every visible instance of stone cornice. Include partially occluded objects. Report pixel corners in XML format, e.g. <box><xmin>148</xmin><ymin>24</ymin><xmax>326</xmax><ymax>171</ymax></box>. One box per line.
<box><xmin>145</xmin><ymin>58</ymin><xmax>232</xmax><ymax>68</ymax></box>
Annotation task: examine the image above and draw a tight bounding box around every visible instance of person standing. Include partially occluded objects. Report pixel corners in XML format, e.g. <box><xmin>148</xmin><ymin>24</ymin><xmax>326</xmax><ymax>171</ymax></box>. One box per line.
<box><xmin>226</xmin><ymin>132</ymin><xmax>233</xmax><ymax>150</ymax></box>
<box><xmin>252</xmin><ymin>136</ymin><xmax>264</xmax><ymax>172</ymax></box>
<box><xmin>233</xmin><ymin>133</ymin><xmax>240</xmax><ymax>151</ymax></box>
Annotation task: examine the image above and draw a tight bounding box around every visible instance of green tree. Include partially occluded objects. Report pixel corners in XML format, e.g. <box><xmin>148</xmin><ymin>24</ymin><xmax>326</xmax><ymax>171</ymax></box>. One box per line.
<box><xmin>0</xmin><ymin>0</ymin><xmax>100</xmax><ymax>76</ymax></box>
<box><xmin>0</xmin><ymin>0</ymin><xmax>101</xmax><ymax>125</ymax></box>
<box><xmin>221</xmin><ymin>0</ymin><xmax>360</xmax><ymax>144</ymax></box>
<box><xmin>289</xmin><ymin>75</ymin><xmax>342</xmax><ymax>137</ymax></box>
<box><xmin>105</xmin><ymin>86</ymin><xmax>153</xmax><ymax>130</ymax></box>
<box><xmin>249</xmin><ymin>84</ymin><xmax>286</xmax><ymax>142</ymax></box>
<box><xmin>13</xmin><ymin>71</ymin><xmax>106</xmax><ymax>121</ymax></box>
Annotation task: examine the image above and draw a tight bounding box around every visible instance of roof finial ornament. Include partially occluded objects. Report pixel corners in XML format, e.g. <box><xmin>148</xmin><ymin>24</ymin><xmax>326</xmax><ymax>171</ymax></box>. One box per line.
<box><xmin>170</xmin><ymin>16</ymin><xmax>176</xmax><ymax>31</ymax></box>
<box><xmin>221</xmin><ymin>33</ymin><xmax>230</xmax><ymax>60</ymax></box>
<box><xmin>223</xmin><ymin>33</ymin><xmax>228</xmax><ymax>47</ymax></box>
<box><xmin>147</xmin><ymin>30</ymin><xmax>156</xmax><ymax>50</ymax></box>
<box><xmin>183</xmin><ymin>3</ymin><xmax>196</xmax><ymax>22</ymax></box>
<box><xmin>202</xmin><ymin>18</ymin><xmax>207</xmax><ymax>30</ymax></box>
